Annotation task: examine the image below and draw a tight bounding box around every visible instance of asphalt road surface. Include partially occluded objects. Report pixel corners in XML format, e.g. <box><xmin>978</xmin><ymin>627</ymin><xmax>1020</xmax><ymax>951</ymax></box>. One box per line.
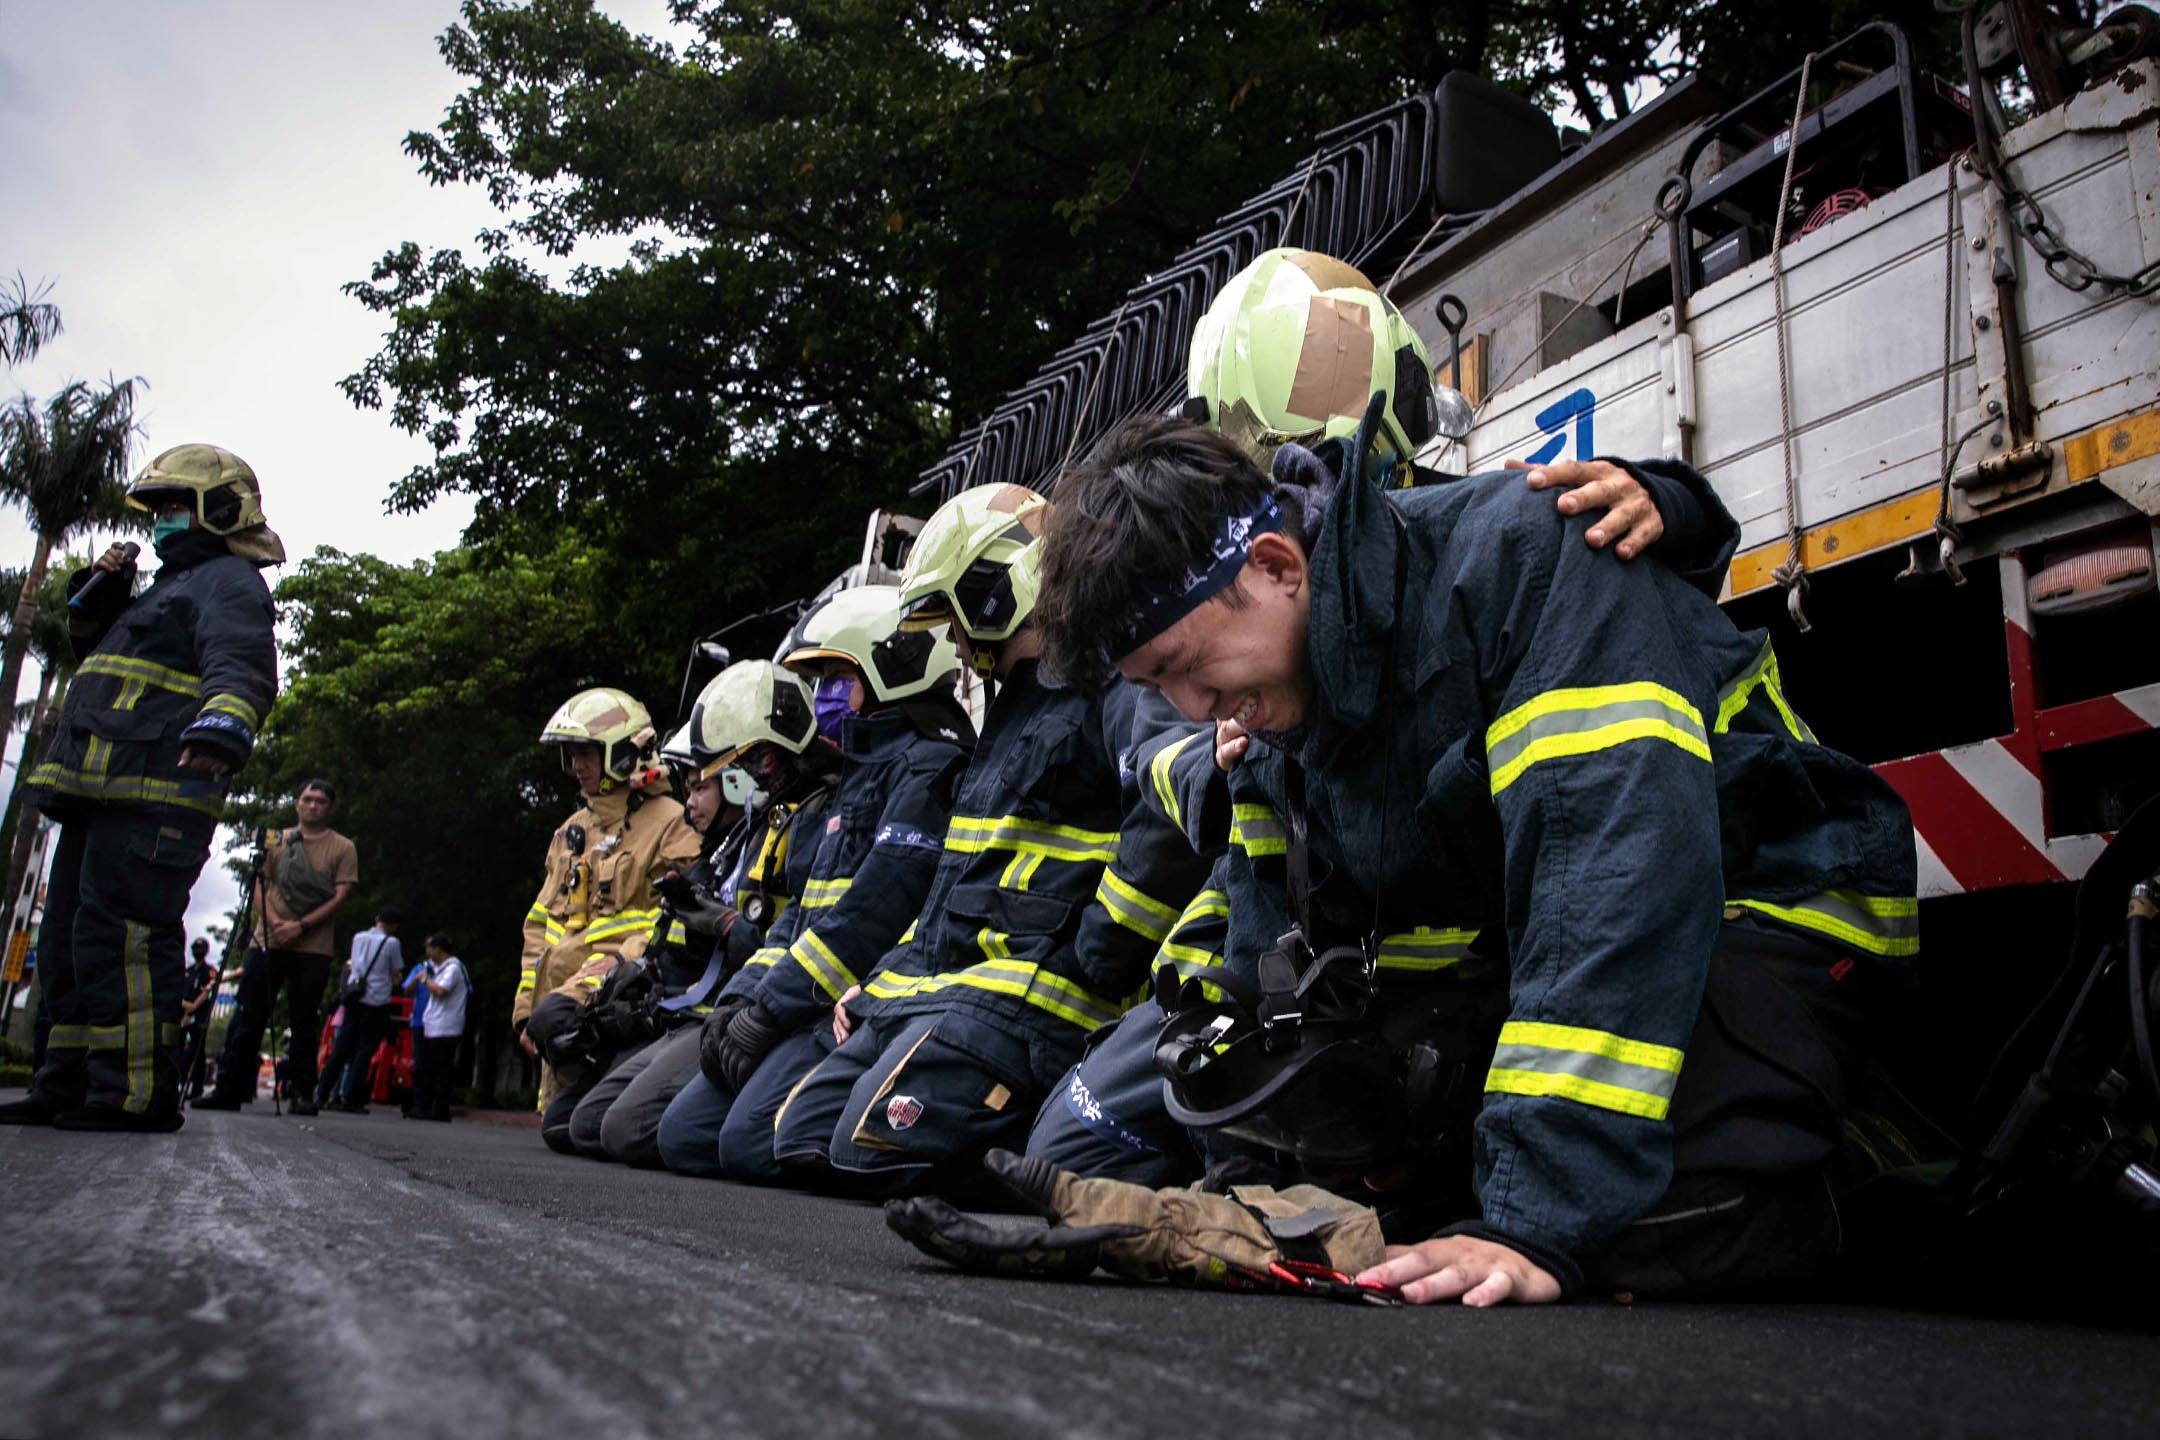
<box><xmin>2</xmin><ymin>1105</ymin><xmax>2155</xmax><ymax>1440</ymax></box>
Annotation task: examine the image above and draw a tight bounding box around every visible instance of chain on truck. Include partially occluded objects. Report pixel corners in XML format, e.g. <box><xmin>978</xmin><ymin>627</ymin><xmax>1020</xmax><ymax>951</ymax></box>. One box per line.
<box><xmin>686</xmin><ymin>2</ymin><xmax>2160</xmax><ymax>1242</ymax></box>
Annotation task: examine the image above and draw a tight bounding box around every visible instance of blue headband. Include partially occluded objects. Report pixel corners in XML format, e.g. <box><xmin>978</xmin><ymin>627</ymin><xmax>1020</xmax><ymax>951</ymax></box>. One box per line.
<box><xmin>1114</xmin><ymin>492</ymin><xmax>1283</xmax><ymax>659</ymax></box>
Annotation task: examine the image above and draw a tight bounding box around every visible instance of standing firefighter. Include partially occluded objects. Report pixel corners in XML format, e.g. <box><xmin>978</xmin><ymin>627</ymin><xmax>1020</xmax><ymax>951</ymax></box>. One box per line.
<box><xmin>0</xmin><ymin>443</ymin><xmax>279</xmax><ymax>1132</ymax></box>
<box><xmin>515</xmin><ymin>687</ymin><xmax>702</xmax><ymax>1148</ymax></box>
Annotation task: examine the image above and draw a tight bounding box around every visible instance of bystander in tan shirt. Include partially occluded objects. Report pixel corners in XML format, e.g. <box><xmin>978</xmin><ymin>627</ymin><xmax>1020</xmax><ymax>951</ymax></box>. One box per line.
<box><xmin>253</xmin><ymin>827</ymin><xmax>360</xmax><ymax>957</ymax></box>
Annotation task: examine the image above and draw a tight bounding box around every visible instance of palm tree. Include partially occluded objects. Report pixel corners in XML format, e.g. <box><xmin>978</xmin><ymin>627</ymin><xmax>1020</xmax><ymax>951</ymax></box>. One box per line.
<box><xmin>0</xmin><ymin>561</ymin><xmax>81</xmax><ymax>917</ymax></box>
<box><xmin>0</xmin><ymin>274</ymin><xmax>63</xmax><ymax>367</ymax></box>
<box><xmin>0</xmin><ymin>376</ymin><xmax>147</xmax><ymax>805</ymax></box>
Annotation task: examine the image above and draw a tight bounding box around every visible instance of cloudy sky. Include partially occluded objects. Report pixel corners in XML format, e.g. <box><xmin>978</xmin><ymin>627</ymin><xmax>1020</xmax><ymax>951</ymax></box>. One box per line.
<box><xmin>1</xmin><ymin>0</ymin><xmax>675</xmax><ymax>951</ymax></box>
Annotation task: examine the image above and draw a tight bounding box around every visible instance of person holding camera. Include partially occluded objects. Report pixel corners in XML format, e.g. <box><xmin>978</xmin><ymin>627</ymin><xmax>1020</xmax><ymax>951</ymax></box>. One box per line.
<box><xmin>316</xmin><ymin>910</ymin><xmax>403</xmax><ymax>1115</ymax></box>
<box><xmin>198</xmin><ymin>778</ymin><xmax>358</xmax><ymax>1115</ymax></box>
<box><xmin>0</xmin><ymin>444</ymin><xmax>279</xmax><ymax>1132</ymax></box>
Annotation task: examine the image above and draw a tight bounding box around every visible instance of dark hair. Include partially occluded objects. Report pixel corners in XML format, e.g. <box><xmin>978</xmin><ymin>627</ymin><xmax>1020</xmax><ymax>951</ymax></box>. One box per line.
<box><xmin>298</xmin><ymin>778</ymin><xmax>336</xmax><ymax>803</ymax></box>
<box><xmin>1037</xmin><ymin>415</ymin><xmax>1273</xmax><ymax>690</ymax></box>
<box><xmin>377</xmin><ymin>907</ymin><xmax>404</xmax><ymax>926</ymax></box>
<box><xmin>426</xmin><ymin>931</ymin><xmax>453</xmax><ymax>952</ymax></box>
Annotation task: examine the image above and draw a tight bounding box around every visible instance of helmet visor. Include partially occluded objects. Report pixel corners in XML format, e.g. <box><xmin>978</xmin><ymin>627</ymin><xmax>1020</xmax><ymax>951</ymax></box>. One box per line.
<box><xmin>899</xmin><ymin>589</ymin><xmax>956</xmax><ymax>633</ymax></box>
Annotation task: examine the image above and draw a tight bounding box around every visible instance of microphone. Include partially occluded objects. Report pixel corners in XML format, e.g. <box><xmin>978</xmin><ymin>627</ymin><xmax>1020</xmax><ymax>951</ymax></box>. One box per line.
<box><xmin>68</xmin><ymin>542</ymin><xmax>140</xmax><ymax>611</ymax></box>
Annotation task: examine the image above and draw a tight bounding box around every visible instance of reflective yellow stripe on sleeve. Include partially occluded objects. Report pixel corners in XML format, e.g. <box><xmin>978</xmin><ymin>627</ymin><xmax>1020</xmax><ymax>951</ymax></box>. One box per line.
<box><xmin>744</xmin><ymin>945</ymin><xmax>785</xmax><ymax>971</ymax></box>
<box><xmin>200</xmin><ymin>693</ymin><xmax>262</xmax><ymax>731</ymax></box>
<box><xmin>1713</xmin><ymin>637</ymin><xmax>1816</xmax><ymax>743</ymax></box>
<box><xmin>1230</xmin><ymin>804</ymin><xmax>1286</xmax><ymax>858</ymax></box>
<box><xmin>1485</xmin><ymin>1020</ymin><xmax>1684</xmax><ymax>1121</ymax></box>
<box><xmin>789</xmin><ymin>929</ymin><xmax>856</xmax><ymax>1000</ymax></box>
<box><xmin>1094</xmin><ymin>868</ymin><xmax>1179</xmax><ymax>944</ymax></box>
<box><xmin>1374</xmin><ymin>927</ymin><xmax>1480</xmax><ymax>973</ymax></box>
<box><xmin>1729</xmin><ymin>890</ymin><xmax>1919</xmax><ymax>957</ymax></box>
<box><xmin>802</xmin><ymin>877</ymin><xmax>852</xmax><ymax>910</ymax></box>
<box><xmin>1148</xmin><ymin>731</ymin><xmax>1202</xmax><ymax>829</ymax></box>
<box><xmin>1485</xmin><ymin>682</ymin><xmax>1710</xmax><ymax>796</ymax></box>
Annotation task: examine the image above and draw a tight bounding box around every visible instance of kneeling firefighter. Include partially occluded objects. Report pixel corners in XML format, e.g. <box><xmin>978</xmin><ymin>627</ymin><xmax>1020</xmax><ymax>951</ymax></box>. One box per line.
<box><xmin>761</xmin><ymin>485</ymin><xmax>1211</xmax><ymax>1200</ymax></box>
<box><xmin>1005</xmin><ymin>396</ymin><xmax>1923</xmax><ymax>1307</ymax></box>
<box><xmin>563</xmin><ymin>659</ymin><xmax>841</xmax><ymax>1165</ymax></box>
<box><xmin>1019</xmin><ymin>246</ymin><xmax>1732</xmax><ymax>1192</ymax></box>
<box><xmin>515</xmin><ymin>687</ymin><xmax>702</xmax><ymax>1150</ymax></box>
<box><xmin>655</xmin><ymin>585</ymin><xmax>974</xmax><ymax>1179</ymax></box>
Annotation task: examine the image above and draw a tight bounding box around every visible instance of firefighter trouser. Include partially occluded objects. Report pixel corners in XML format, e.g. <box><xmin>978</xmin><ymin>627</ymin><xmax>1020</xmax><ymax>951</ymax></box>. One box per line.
<box><xmin>564</xmin><ymin>1022</ymin><xmax>702</xmax><ymax>1167</ymax></box>
<box><xmin>1025</xmin><ymin>997</ymin><xmax>1204</xmax><ymax>1189</ymax></box>
<box><xmin>1568</xmin><ymin>916</ymin><xmax>1887</xmax><ymax>1297</ymax></box>
<box><xmin>30</xmin><ymin>809</ymin><xmax>214</xmax><ymax>1117</ymax></box>
<box><xmin>215</xmin><ymin>948</ymin><xmax>332</xmax><ymax>1102</ymax></box>
<box><xmin>540</xmin><ymin>1061</ymin><xmax>609</xmax><ymax>1154</ymax></box>
<box><xmin>770</xmin><ymin>1009</ymin><xmax>1042</xmax><ymax>1200</ymax></box>
<box><xmin>654</xmin><ymin>1026</ymin><xmax>830</xmax><ymax>1180</ymax></box>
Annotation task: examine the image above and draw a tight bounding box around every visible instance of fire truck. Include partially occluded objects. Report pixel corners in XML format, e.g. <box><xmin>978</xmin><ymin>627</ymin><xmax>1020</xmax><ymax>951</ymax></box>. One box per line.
<box><xmin>900</xmin><ymin>5</ymin><xmax>2160</xmax><ymax>1211</ymax></box>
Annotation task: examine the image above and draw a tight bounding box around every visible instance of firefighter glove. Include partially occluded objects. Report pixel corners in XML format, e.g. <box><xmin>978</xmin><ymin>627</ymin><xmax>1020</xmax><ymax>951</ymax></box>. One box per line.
<box><xmin>715</xmin><ymin>996</ymin><xmax>786</xmax><ymax>1092</ymax></box>
<box><xmin>671</xmin><ymin>878</ymin><xmax>740</xmax><ymax>939</ymax></box>
<box><xmin>886</xmin><ymin>1149</ymin><xmax>1396</xmax><ymax>1301</ymax></box>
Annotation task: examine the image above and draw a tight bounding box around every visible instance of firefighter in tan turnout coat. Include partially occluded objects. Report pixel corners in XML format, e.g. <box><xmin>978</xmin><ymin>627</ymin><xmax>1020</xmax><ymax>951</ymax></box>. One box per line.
<box><xmin>514</xmin><ymin>688</ymin><xmax>702</xmax><ymax>1142</ymax></box>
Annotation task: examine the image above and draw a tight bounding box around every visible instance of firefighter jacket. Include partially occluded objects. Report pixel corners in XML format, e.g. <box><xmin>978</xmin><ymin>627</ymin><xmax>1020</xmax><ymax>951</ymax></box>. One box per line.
<box><xmin>27</xmin><ymin>530</ymin><xmax>277</xmax><ymax>824</ymax></box>
<box><xmin>1142</xmin><ymin>436</ymin><xmax>1918</xmax><ymax>1267</ymax></box>
<box><xmin>514</xmin><ymin>778</ymin><xmax>704</xmax><ymax>1026</ymax></box>
<box><xmin>703</xmin><ymin>770</ymin><xmax>840</xmax><ymax>991</ymax></box>
<box><xmin>851</xmin><ymin>664</ymin><xmax>1211</xmax><ymax>1086</ymax></box>
<box><xmin>724</xmin><ymin>699</ymin><xmax>975</xmax><ymax>1030</ymax></box>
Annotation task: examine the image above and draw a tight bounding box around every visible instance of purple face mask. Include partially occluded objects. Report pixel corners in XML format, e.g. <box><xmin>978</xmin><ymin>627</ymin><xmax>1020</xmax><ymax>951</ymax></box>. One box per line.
<box><xmin>813</xmin><ymin>675</ymin><xmax>857</xmax><ymax>742</ymax></box>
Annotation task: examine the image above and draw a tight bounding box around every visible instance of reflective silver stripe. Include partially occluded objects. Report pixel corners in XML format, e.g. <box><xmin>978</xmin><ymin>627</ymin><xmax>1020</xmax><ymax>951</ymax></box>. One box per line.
<box><xmin>1484</xmin><ymin>1020</ymin><xmax>1684</xmax><ymax>1121</ymax></box>
<box><xmin>1230</xmin><ymin>804</ymin><xmax>1286</xmax><ymax>857</ymax></box>
<box><xmin>25</xmin><ymin>764</ymin><xmax>227</xmax><ymax>818</ymax></box>
<box><xmin>789</xmin><ymin>929</ymin><xmax>855</xmax><ymax>999</ymax></box>
<box><xmin>863</xmin><ymin>953</ymin><xmax>1125</xmax><ymax>1031</ymax></box>
<box><xmin>1095</xmin><ymin>869</ymin><xmax>1177</xmax><ymax>944</ymax></box>
<box><xmin>945</xmin><ymin>814</ymin><xmax>1119</xmax><ymax>864</ymax></box>
<box><xmin>77</xmin><ymin>654</ymin><xmax>201</xmax><ymax>696</ymax></box>
<box><xmin>1729</xmin><ymin>889</ymin><xmax>1920</xmax><ymax>957</ymax></box>
<box><xmin>1485</xmin><ymin>684</ymin><xmax>1710</xmax><ymax>796</ymax></box>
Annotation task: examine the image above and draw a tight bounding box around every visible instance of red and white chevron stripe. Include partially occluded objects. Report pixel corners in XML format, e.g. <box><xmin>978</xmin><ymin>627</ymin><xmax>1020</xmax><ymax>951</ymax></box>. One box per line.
<box><xmin>1873</xmin><ymin>548</ymin><xmax>2160</xmax><ymax>897</ymax></box>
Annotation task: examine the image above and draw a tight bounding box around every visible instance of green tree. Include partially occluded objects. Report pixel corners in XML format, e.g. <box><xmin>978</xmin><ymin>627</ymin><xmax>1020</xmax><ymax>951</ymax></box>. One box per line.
<box><xmin>222</xmin><ymin>536</ymin><xmax>648</xmax><ymax>1093</ymax></box>
<box><xmin>0</xmin><ymin>377</ymin><xmax>145</xmax><ymax>817</ymax></box>
<box><xmin>343</xmin><ymin>0</ymin><xmax>1445</xmax><ymax>647</ymax></box>
<box><xmin>0</xmin><ymin>560</ymin><xmax>83</xmax><ymax>915</ymax></box>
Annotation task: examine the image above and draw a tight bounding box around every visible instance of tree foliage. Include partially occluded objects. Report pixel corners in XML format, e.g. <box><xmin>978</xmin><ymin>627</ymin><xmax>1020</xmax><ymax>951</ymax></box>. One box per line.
<box><xmin>224</xmin><ymin>538</ymin><xmax>646</xmax><ymax>1034</ymax></box>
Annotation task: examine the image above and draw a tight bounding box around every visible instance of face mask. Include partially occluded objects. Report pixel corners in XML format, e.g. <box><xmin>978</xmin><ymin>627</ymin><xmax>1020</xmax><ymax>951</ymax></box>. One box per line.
<box><xmin>153</xmin><ymin>513</ymin><xmax>191</xmax><ymax>546</ymax></box>
<box><xmin>813</xmin><ymin>675</ymin><xmax>857</xmax><ymax>742</ymax></box>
